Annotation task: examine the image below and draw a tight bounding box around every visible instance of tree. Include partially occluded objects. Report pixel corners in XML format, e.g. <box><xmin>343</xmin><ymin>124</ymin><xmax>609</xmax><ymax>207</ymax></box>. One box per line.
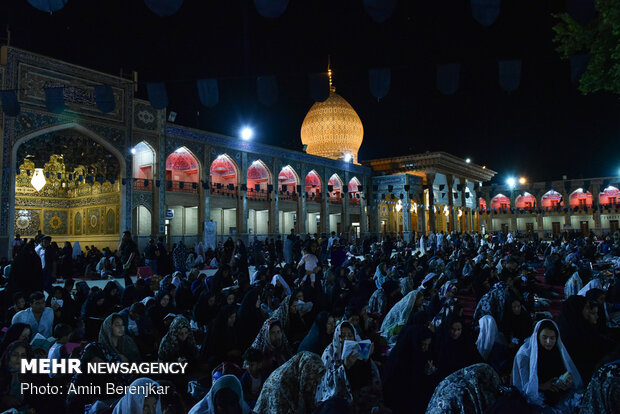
<box><xmin>552</xmin><ymin>0</ymin><xmax>620</xmax><ymax>94</ymax></box>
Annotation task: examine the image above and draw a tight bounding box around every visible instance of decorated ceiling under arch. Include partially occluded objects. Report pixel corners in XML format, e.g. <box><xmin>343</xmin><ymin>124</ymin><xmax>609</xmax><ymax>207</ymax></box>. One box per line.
<box><xmin>16</xmin><ymin>131</ymin><xmax>121</xmax><ymax>180</ymax></box>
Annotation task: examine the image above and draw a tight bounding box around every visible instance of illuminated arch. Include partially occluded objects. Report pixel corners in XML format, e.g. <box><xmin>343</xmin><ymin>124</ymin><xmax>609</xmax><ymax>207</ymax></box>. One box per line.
<box><xmin>569</xmin><ymin>188</ymin><xmax>593</xmax><ymax>209</ymax></box>
<box><xmin>166</xmin><ymin>147</ymin><xmax>200</xmax><ymax>183</ymax></box>
<box><xmin>277</xmin><ymin>165</ymin><xmax>299</xmax><ymax>193</ymax></box>
<box><xmin>348</xmin><ymin>177</ymin><xmax>361</xmax><ymax>204</ymax></box>
<box><xmin>599</xmin><ymin>186</ymin><xmax>620</xmax><ymax>207</ymax></box>
<box><xmin>490</xmin><ymin>194</ymin><xmax>510</xmax><ymax>211</ymax></box>
<box><xmin>515</xmin><ymin>192</ymin><xmax>537</xmax><ymax>210</ymax></box>
<box><xmin>210</xmin><ymin>154</ymin><xmax>239</xmax><ymax>190</ymax></box>
<box><xmin>479</xmin><ymin>197</ymin><xmax>487</xmax><ymax>211</ymax></box>
<box><xmin>328</xmin><ymin>174</ymin><xmax>343</xmax><ymax>202</ymax></box>
<box><xmin>247</xmin><ymin>160</ymin><xmax>272</xmax><ymax>195</ymax></box>
<box><xmin>305</xmin><ymin>170</ymin><xmax>322</xmax><ymax>199</ymax></box>
<box><xmin>541</xmin><ymin>190</ymin><xmax>563</xmax><ymax>209</ymax></box>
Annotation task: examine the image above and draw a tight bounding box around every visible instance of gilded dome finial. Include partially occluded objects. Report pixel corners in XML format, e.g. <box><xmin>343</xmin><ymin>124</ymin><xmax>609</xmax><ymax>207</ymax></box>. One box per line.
<box><xmin>327</xmin><ymin>55</ymin><xmax>335</xmax><ymax>92</ymax></box>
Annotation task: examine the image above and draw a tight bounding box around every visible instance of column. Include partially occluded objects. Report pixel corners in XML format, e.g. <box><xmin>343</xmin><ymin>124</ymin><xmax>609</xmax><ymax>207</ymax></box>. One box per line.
<box><xmin>360</xmin><ymin>185</ymin><xmax>369</xmax><ymax>235</ymax></box>
<box><xmin>297</xmin><ymin>165</ymin><xmax>307</xmax><ymax>235</ymax></box>
<box><xmin>342</xmin><ymin>171</ymin><xmax>350</xmax><ymax>240</ymax></box>
<box><xmin>459</xmin><ymin>177</ymin><xmax>468</xmax><ymax>233</ymax></box>
<box><xmin>562</xmin><ymin>190</ymin><xmax>571</xmax><ymax>234</ymax></box>
<box><xmin>592</xmin><ymin>183</ymin><xmax>601</xmax><ymax>236</ymax></box>
<box><xmin>270</xmin><ymin>160</ymin><xmax>279</xmax><ymax>236</ymax></box>
<box><xmin>510</xmin><ymin>190</ymin><xmax>517</xmax><ymax>232</ymax></box>
<box><xmin>236</xmin><ymin>152</ymin><xmax>248</xmax><ymax>240</ymax></box>
<box><xmin>417</xmin><ymin>193</ymin><xmax>426</xmax><ymax>235</ymax></box>
<box><xmin>427</xmin><ymin>173</ymin><xmax>436</xmax><ymax>233</ymax></box>
<box><xmin>158</xmin><ymin>134</ymin><xmax>166</xmax><ymax>237</ymax></box>
<box><xmin>446</xmin><ymin>174</ymin><xmax>456</xmax><ymax>232</ymax></box>
<box><xmin>198</xmin><ymin>145</ymin><xmax>208</xmax><ymax>240</ymax></box>
<box><xmin>322</xmin><ymin>168</ymin><xmax>330</xmax><ymax>234</ymax></box>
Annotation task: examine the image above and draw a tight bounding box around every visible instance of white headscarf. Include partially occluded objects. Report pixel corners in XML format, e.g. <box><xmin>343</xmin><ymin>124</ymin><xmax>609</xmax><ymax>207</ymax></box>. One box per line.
<box><xmin>189</xmin><ymin>375</ymin><xmax>250</xmax><ymax>414</ymax></box>
<box><xmin>564</xmin><ymin>271</ymin><xmax>583</xmax><ymax>298</ymax></box>
<box><xmin>321</xmin><ymin>321</ymin><xmax>361</xmax><ymax>368</ymax></box>
<box><xmin>511</xmin><ymin>319</ymin><xmax>583</xmax><ymax>406</ymax></box>
<box><xmin>476</xmin><ymin>315</ymin><xmax>498</xmax><ymax>360</ymax></box>
<box><xmin>380</xmin><ymin>289</ymin><xmax>422</xmax><ymax>342</ymax></box>
<box><xmin>112</xmin><ymin>377</ymin><xmax>162</xmax><ymax>414</ymax></box>
<box><xmin>271</xmin><ymin>274</ymin><xmax>292</xmax><ymax>296</ymax></box>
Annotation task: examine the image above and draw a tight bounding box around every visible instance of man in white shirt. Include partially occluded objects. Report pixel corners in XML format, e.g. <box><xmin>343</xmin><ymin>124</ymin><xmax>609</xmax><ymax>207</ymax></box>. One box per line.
<box><xmin>327</xmin><ymin>231</ymin><xmax>339</xmax><ymax>251</ymax></box>
<box><xmin>12</xmin><ymin>291</ymin><xmax>55</xmax><ymax>338</ymax></box>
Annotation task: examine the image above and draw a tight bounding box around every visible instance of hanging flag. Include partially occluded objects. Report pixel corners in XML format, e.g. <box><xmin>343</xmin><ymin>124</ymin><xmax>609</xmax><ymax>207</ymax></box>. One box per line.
<box><xmin>470</xmin><ymin>0</ymin><xmax>501</xmax><ymax>26</ymax></box>
<box><xmin>27</xmin><ymin>0</ymin><xmax>68</xmax><ymax>13</ymax></box>
<box><xmin>309</xmin><ymin>73</ymin><xmax>330</xmax><ymax>102</ymax></box>
<box><xmin>0</xmin><ymin>90</ymin><xmax>20</xmax><ymax>116</ymax></box>
<box><xmin>94</xmin><ymin>85</ymin><xmax>115</xmax><ymax>113</ymax></box>
<box><xmin>144</xmin><ymin>0</ymin><xmax>184</xmax><ymax>17</ymax></box>
<box><xmin>257</xmin><ymin>76</ymin><xmax>278</xmax><ymax>106</ymax></box>
<box><xmin>147</xmin><ymin>82</ymin><xmax>168</xmax><ymax>109</ymax></box>
<box><xmin>254</xmin><ymin>0</ymin><xmax>289</xmax><ymax>18</ymax></box>
<box><xmin>570</xmin><ymin>55</ymin><xmax>590</xmax><ymax>84</ymax></box>
<box><xmin>45</xmin><ymin>86</ymin><xmax>65</xmax><ymax>113</ymax></box>
<box><xmin>363</xmin><ymin>0</ymin><xmax>398</xmax><ymax>23</ymax></box>
<box><xmin>369</xmin><ymin>68</ymin><xmax>390</xmax><ymax>99</ymax></box>
<box><xmin>498</xmin><ymin>59</ymin><xmax>521</xmax><ymax>93</ymax></box>
<box><xmin>197</xmin><ymin>78</ymin><xmax>219</xmax><ymax>108</ymax></box>
<box><xmin>436</xmin><ymin>64</ymin><xmax>460</xmax><ymax>95</ymax></box>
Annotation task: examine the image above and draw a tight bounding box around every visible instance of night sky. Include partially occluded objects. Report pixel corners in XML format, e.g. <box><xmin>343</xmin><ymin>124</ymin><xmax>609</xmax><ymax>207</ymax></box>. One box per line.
<box><xmin>3</xmin><ymin>0</ymin><xmax>619</xmax><ymax>183</ymax></box>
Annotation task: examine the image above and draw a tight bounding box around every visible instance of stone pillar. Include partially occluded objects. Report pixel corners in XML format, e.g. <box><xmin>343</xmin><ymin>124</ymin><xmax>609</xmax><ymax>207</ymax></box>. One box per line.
<box><xmin>459</xmin><ymin>177</ymin><xmax>468</xmax><ymax>233</ymax></box>
<box><xmin>342</xmin><ymin>171</ymin><xmax>351</xmax><ymax>240</ymax></box>
<box><xmin>297</xmin><ymin>166</ymin><xmax>307</xmax><ymax>235</ymax></box>
<box><xmin>360</xmin><ymin>178</ymin><xmax>369</xmax><ymax>235</ymax></box>
<box><xmin>427</xmin><ymin>173</ymin><xmax>436</xmax><ymax>233</ymax></box>
<box><xmin>321</xmin><ymin>168</ymin><xmax>330</xmax><ymax>234</ymax></box>
<box><xmin>592</xmin><ymin>183</ymin><xmax>602</xmax><ymax>235</ymax></box>
<box><xmin>158</xmin><ymin>134</ymin><xmax>166</xmax><ymax>237</ymax></box>
<box><xmin>270</xmin><ymin>160</ymin><xmax>280</xmax><ymax>236</ymax></box>
<box><xmin>417</xmin><ymin>193</ymin><xmax>427</xmax><ymax>235</ymax></box>
<box><xmin>236</xmin><ymin>152</ymin><xmax>248</xmax><ymax>240</ymax></box>
<box><xmin>510</xmin><ymin>190</ymin><xmax>517</xmax><ymax>233</ymax></box>
<box><xmin>446</xmin><ymin>174</ymin><xmax>455</xmax><ymax>232</ymax></box>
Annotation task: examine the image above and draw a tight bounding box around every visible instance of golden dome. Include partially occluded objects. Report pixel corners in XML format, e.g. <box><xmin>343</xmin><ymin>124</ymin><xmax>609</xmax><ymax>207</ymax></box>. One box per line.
<box><xmin>300</xmin><ymin>91</ymin><xmax>364</xmax><ymax>163</ymax></box>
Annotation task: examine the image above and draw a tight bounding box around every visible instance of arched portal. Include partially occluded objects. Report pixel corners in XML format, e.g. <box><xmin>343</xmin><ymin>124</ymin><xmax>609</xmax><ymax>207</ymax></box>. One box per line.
<box><xmin>247</xmin><ymin>160</ymin><xmax>271</xmax><ymax>200</ymax></box>
<box><xmin>516</xmin><ymin>192</ymin><xmax>536</xmax><ymax>211</ymax></box>
<box><xmin>479</xmin><ymin>198</ymin><xmax>487</xmax><ymax>211</ymax></box>
<box><xmin>166</xmin><ymin>147</ymin><xmax>199</xmax><ymax>193</ymax></box>
<box><xmin>569</xmin><ymin>189</ymin><xmax>593</xmax><ymax>209</ymax></box>
<box><xmin>278</xmin><ymin>165</ymin><xmax>298</xmax><ymax>201</ymax></box>
<box><xmin>490</xmin><ymin>194</ymin><xmax>510</xmax><ymax>211</ymax></box>
<box><xmin>10</xmin><ymin>123</ymin><xmax>125</xmax><ymax>255</ymax></box>
<box><xmin>328</xmin><ymin>174</ymin><xmax>343</xmax><ymax>202</ymax></box>
<box><xmin>210</xmin><ymin>154</ymin><xmax>238</xmax><ymax>196</ymax></box>
<box><xmin>599</xmin><ymin>186</ymin><xmax>619</xmax><ymax>207</ymax></box>
<box><xmin>348</xmin><ymin>177</ymin><xmax>361</xmax><ymax>205</ymax></box>
<box><xmin>305</xmin><ymin>170</ymin><xmax>322</xmax><ymax>201</ymax></box>
<box><xmin>132</xmin><ymin>141</ymin><xmax>155</xmax><ymax>191</ymax></box>
<box><xmin>541</xmin><ymin>190</ymin><xmax>563</xmax><ymax>210</ymax></box>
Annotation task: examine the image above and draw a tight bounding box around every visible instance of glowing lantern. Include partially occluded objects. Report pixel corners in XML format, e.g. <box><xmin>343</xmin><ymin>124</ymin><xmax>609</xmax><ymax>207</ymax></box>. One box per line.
<box><xmin>31</xmin><ymin>168</ymin><xmax>46</xmax><ymax>192</ymax></box>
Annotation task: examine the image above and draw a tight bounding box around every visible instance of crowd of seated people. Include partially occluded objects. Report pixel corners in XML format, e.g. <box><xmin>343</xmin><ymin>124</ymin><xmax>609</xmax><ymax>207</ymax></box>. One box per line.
<box><xmin>0</xmin><ymin>228</ymin><xmax>618</xmax><ymax>413</ymax></box>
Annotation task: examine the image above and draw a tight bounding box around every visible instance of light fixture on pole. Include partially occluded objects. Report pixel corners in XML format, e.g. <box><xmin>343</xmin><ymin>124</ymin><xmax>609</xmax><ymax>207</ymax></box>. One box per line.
<box><xmin>518</xmin><ymin>177</ymin><xmax>527</xmax><ymax>185</ymax></box>
<box><xmin>31</xmin><ymin>168</ymin><xmax>46</xmax><ymax>192</ymax></box>
<box><xmin>506</xmin><ymin>177</ymin><xmax>516</xmax><ymax>189</ymax></box>
<box><xmin>343</xmin><ymin>153</ymin><xmax>352</xmax><ymax>163</ymax></box>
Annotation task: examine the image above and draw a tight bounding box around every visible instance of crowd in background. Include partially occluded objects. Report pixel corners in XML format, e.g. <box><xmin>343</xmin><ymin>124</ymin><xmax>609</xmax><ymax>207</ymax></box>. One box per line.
<box><xmin>0</xmin><ymin>227</ymin><xmax>619</xmax><ymax>413</ymax></box>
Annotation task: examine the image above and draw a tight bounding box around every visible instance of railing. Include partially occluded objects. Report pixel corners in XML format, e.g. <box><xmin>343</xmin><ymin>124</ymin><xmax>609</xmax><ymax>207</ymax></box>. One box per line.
<box><xmin>328</xmin><ymin>196</ymin><xmax>342</xmax><ymax>204</ymax></box>
<box><xmin>210</xmin><ymin>183</ymin><xmax>237</xmax><ymax>197</ymax></box>
<box><xmin>166</xmin><ymin>180</ymin><xmax>198</xmax><ymax>193</ymax></box>
<box><xmin>247</xmin><ymin>189</ymin><xmax>269</xmax><ymax>200</ymax></box>
<box><xmin>279</xmin><ymin>192</ymin><xmax>298</xmax><ymax>202</ymax></box>
<box><xmin>133</xmin><ymin>179</ymin><xmax>153</xmax><ymax>191</ymax></box>
<box><xmin>306</xmin><ymin>193</ymin><xmax>321</xmax><ymax>203</ymax></box>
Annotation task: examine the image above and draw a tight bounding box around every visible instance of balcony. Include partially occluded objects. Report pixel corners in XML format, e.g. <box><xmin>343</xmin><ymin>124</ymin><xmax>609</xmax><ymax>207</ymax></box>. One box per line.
<box><xmin>279</xmin><ymin>192</ymin><xmax>298</xmax><ymax>202</ymax></box>
<box><xmin>166</xmin><ymin>180</ymin><xmax>198</xmax><ymax>194</ymax></box>
<box><xmin>328</xmin><ymin>196</ymin><xmax>342</xmax><ymax>204</ymax></box>
<box><xmin>306</xmin><ymin>193</ymin><xmax>322</xmax><ymax>203</ymax></box>
<box><xmin>247</xmin><ymin>189</ymin><xmax>269</xmax><ymax>201</ymax></box>
<box><xmin>133</xmin><ymin>179</ymin><xmax>153</xmax><ymax>191</ymax></box>
<box><xmin>210</xmin><ymin>183</ymin><xmax>237</xmax><ymax>197</ymax></box>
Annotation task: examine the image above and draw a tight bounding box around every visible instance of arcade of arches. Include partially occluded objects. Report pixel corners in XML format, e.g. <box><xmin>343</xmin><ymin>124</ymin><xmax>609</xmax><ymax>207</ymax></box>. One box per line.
<box><xmin>129</xmin><ymin>144</ymin><xmax>368</xmax><ymax>248</ymax></box>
